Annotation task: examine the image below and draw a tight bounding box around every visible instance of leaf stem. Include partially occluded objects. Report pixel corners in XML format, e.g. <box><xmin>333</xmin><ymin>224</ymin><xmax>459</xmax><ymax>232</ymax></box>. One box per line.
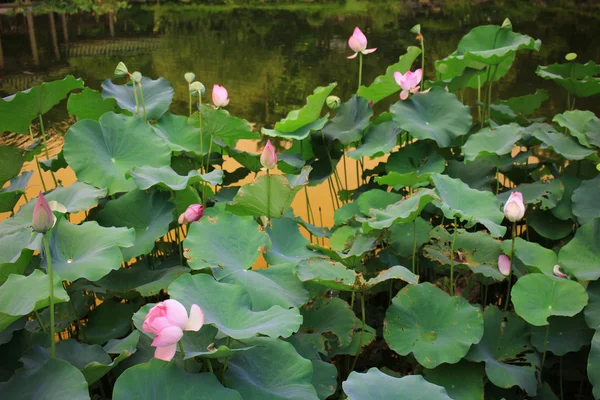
<box><xmin>131</xmin><ymin>78</ymin><xmax>140</xmax><ymax>117</ymax></box>
<box><xmin>43</xmin><ymin>232</ymin><xmax>56</xmax><ymax>358</ymax></box>
<box><xmin>178</xmin><ymin>341</ymin><xmax>189</xmax><ymax>372</ymax></box>
<box><xmin>541</xmin><ymin>324</ymin><xmax>550</xmax><ymax>378</ymax></box>
<box><xmin>350</xmin><ymin>293</ymin><xmax>366</xmax><ymax>371</ymax></box>
<box><xmin>137</xmin><ymin>81</ymin><xmax>147</xmax><ymax>122</ymax></box>
<box><xmin>449</xmin><ymin>220</ymin><xmax>458</xmax><ymax>296</ymax></box>
<box><xmin>358</xmin><ymin>53</ymin><xmax>363</xmax><ymax>90</ymax></box>
<box><xmin>38</xmin><ymin>115</ymin><xmax>58</xmax><ymax>187</ymax></box>
<box><xmin>412</xmin><ymin>218</ymin><xmax>418</xmax><ymax>274</ymax></box>
<box><xmin>420</xmin><ymin>36</ymin><xmax>425</xmax><ymax>90</ymax></box>
<box><xmin>504</xmin><ymin>222</ymin><xmax>516</xmax><ymax>311</ymax></box>
<box><xmin>29</xmin><ymin>125</ymin><xmax>48</xmax><ymax>192</ymax></box>
<box><xmin>34</xmin><ymin>310</ymin><xmax>46</xmax><ymax>332</ymax></box>
<box><xmin>221</xmin><ymin>337</ymin><xmax>232</xmax><ymax>381</ymax></box>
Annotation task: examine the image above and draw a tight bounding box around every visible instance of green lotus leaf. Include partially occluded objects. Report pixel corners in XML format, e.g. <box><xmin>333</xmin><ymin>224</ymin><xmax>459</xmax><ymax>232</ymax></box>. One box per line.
<box><xmin>169</xmin><ymin>273</ymin><xmax>302</xmax><ymax>339</ymax></box>
<box><xmin>329</xmin><ymin>324</ymin><xmax>376</xmax><ymax>357</ymax></box>
<box><xmin>493</xmin><ymin>89</ymin><xmax>549</xmax><ymax>116</ymax></box>
<box><xmin>82</xmin><ymin>301</ymin><xmax>134</xmax><ymax>345</ymax></box>
<box><xmin>501</xmin><ymin>237</ymin><xmax>556</xmax><ymax>276</ymax></box>
<box><xmin>553</xmin><ymin>110</ymin><xmax>599</xmax><ymax>148</ymax></box>
<box><xmin>497</xmin><ymin>180</ymin><xmax>564</xmax><ymax>211</ymax></box>
<box><xmin>446</xmin><ymin>158</ymin><xmax>496</xmax><ymax>191</ymax></box>
<box><xmin>424</xmin><ymin>226</ymin><xmax>505</xmax><ymax>281</ymax></box>
<box><xmin>183</xmin><ymin>211</ymin><xmax>270</xmax><ymax>279</ymax></box>
<box><xmin>366</xmin><ymin>265</ymin><xmax>419</xmax><ymax>286</ymax></box>
<box><xmin>227</xmin><ymin>174</ymin><xmax>304</xmax><ymax>218</ymax></box>
<box><xmin>530</xmin><ymin>314</ymin><xmax>594</xmax><ymax>356</ymax></box>
<box><xmin>527</xmin><ymin>123</ymin><xmax>596</xmax><ymax>160</ymax></box>
<box><xmin>44</xmin><ymin>181</ymin><xmax>107</xmax><ymax>213</ymax></box>
<box><xmin>389</xmin><ymin>217</ymin><xmax>432</xmax><ymax>258</ymax></box>
<box><xmin>200</xmin><ymin>104</ymin><xmax>258</xmax><ymax>140</ymax></box>
<box><xmin>375</xmin><ymin>172</ymin><xmax>425</xmax><ymax>191</ymax></box>
<box><xmin>536</xmin><ymin>61</ymin><xmax>600</xmax><ymax>97</ymax></box>
<box><xmin>391</xmin><ymin>88</ymin><xmax>472</xmax><ymax>147</ymax></box>
<box><xmin>27</xmin><ymin>289</ymin><xmax>93</xmax><ymax>333</ymax></box>
<box><xmin>527</xmin><ymin>209</ymin><xmax>573</xmax><ymax>240</ymax></box>
<box><xmin>586</xmin><ymin>281</ymin><xmax>600</xmax><ymax>329</ymax></box>
<box><xmin>511</xmin><ymin>273</ymin><xmax>588</xmax><ymax>326</ymax></box>
<box><xmin>0</xmin><ymin>237</ymin><xmax>33</xmax><ymax>285</ymax></box>
<box><xmin>435</xmin><ymin>51</ymin><xmax>514</xmax><ymax>90</ymax></box>
<box><xmin>225</xmin><ymin>337</ymin><xmax>318</xmax><ymax>400</ymax></box>
<box><xmin>0</xmin><ymin>75</ymin><xmax>84</xmax><ymax>133</ymax></box>
<box><xmin>0</xmin><ymin>146</ymin><xmax>28</xmax><ymax>187</ymax></box>
<box><xmin>462</xmin><ymin>124</ymin><xmax>523</xmax><ymax>161</ymax></box>
<box><xmin>384</xmin><ymin>283</ymin><xmax>484</xmax><ymax>368</ymax></box>
<box><xmin>558</xmin><ymin>219</ymin><xmax>600</xmax><ymax>280</ymax></box>
<box><xmin>572</xmin><ymin>175</ymin><xmax>600</xmax><ymax>224</ymax></box>
<box><xmin>179</xmin><ymin>325</ymin><xmax>254</xmax><ymax>359</ymax></box>
<box><xmin>262</xmin><ymin>115</ymin><xmax>329</xmax><ymax>140</ymax></box>
<box><xmin>227</xmin><ymin>147</ymin><xmax>263</xmax><ymax>172</ymax></box>
<box><xmin>0</xmin><ymin>317</ymin><xmax>27</xmax><ymax>346</ymax></box>
<box><xmin>348</xmin><ymin>121</ymin><xmax>401</xmax><ymax>160</ymax></box>
<box><xmin>63</xmin><ymin>112</ymin><xmax>172</xmax><ymax>195</ymax></box>
<box><xmin>104</xmin><ymin>330</ymin><xmax>140</xmax><ymax>355</ymax></box>
<box><xmin>39</xmin><ymin>150</ymin><xmax>67</xmax><ymax>172</ymax></box>
<box><xmin>130</xmin><ymin>166</ymin><xmax>223</xmax><ymax>191</ymax></box>
<box><xmin>264</xmin><ymin>218</ymin><xmax>316</xmax><ymax>265</ymax></box>
<box><xmin>151</xmin><ymin>113</ymin><xmax>212</xmax><ymax>155</ymax></box>
<box><xmin>295</xmin><ymin>257</ymin><xmax>363</xmax><ymax>291</ymax></box>
<box><xmin>68</xmin><ymin>87</ymin><xmax>128</xmax><ymax>121</ymax></box>
<box><xmin>590</xmin><ymin>328</ymin><xmax>600</xmax><ymax>399</ymax></box>
<box><xmin>343</xmin><ymin>368</ymin><xmax>452</xmax><ymax>400</ymax></box>
<box><xmin>465</xmin><ymin>306</ymin><xmax>538</xmax><ymax>396</ymax></box>
<box><xmin>322</xmin><ymin>96</ymin><xmax>372</xmax><ymax>145</ymax></box>
<box><xmin>550</xmin><ymin>176</ymin><xmax>580</xmax><ymax>221</ymax></box>
<box><xmin>113</xmin><ymin>358</ymin><xmax>242</xmax><ymax>400</ymax></box>
<box><xmin>356</xmin><ymin>189</ymin><xmax>403</xmax><ymax>216</ymax></box>
<box><xmin>357</xmin><ymin>46</ymin><xmax>422</xmax><ymax>103</ymax></box>
<box><xmin>0</xmin><ymin>358</ymin><xmax>89</xmax><ymax>400</ymax></box>
<box><xmin>457</xmin><ymin>24</ymin><xmax>541</xmax><ymax>66</ymax></box>
<box><xmin>102</xmin><ymin>77</ymin><xmax>174</xmax><ymax>120</ymax></box>
<box><xmin>431</xmin><ymin>174</ymin><xmax>506</xmax><ymax>237</ymax></box>
<box><xmin>0</xmin><ymin>171</ymin><xmax>32</xmax><ymax>213</ymax></box>
<box><xmin>386</xmin><ymin>140</ymin><xmax>446</xmax><ymax>176</ymax></box>
<box><xmin>424</xmin><ymin>361</ymin><xmax>485</xmax><ymax>400</ymax></box>
<box><xmin>584</xmin><ymin>117</ymin><xmax>600</xmax><ymax>147</ymax></box>
<box><xmin>363</xmin><ymin>189</ymin><xmax>437</xmax><ymax>230</ymax></box>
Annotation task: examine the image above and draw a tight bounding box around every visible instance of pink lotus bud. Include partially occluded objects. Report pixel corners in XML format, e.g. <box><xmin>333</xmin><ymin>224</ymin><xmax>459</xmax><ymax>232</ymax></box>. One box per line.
<box><xmin>394</xmin><ymin>69</ymin><xmax>422</xmax><ymax>100</ymax></box>
<box><xmin>498</xmin><ymin>254</ymin><xmax>511</xmax><ymax>276</ymax></box>
<box><xmin>503</xmin><ymin>191</ymin><xmax>525</xmax><ymax>222</ymax></box>
<box><xmin>553</xmin><ymin>265</ymin><xmax>568</xmax><ymax>278</ymax></box>
<box><xmin>142</xmin><ymin>299</ymin><xmax>204</xmax><ymax>361</ymax></box>
<box><xmin>212</xmin><ymin>84</ymin><xmax>229</xmax><ymax>108</ymax></box>
<box><xmin>347</xmin><ymin>27</ymin><xmax>377</xmax><ymax>59</ymax></box>
<box><xmin>32</xmin><ymin>192</ymin><xmax>54</xmax><ymax>233</ymax></box>
<box><xmin>178</xmin><ymin>204</ymin><xmax>204</xmax><ymax>225</ymax></box>
<box><xmin>260</xmin><ymin>139</ymin><xmax>277</xmax><ymax>170</ymax></box>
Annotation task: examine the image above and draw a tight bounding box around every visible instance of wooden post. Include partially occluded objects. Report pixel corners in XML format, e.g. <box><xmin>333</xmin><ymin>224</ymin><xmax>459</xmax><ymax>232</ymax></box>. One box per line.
<box><xmin>60</xmin><ymin>13</ymin><xmax>69</xmax><ymax>42</ymax></box>
<box><xmin>48</xmin><ymin>12</ymin><xmax>60</xmax><ymax>60</ymax></box>
<box><xmin>108</xmin><ymin>12</ymin><xmax>115</xmax><ymax>37</ymax></box>
<box><xmin>25</xmin><ymin>0</ymin><xmax>39</xmax><ymax>66</ymax></box>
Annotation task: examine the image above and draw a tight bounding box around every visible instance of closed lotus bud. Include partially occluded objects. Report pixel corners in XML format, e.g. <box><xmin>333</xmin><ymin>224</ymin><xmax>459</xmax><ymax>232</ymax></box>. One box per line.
<box><xmin>178</xmin><ymin>204</ymin><xmax>204</xmax><ymax>225</ymax></box>
<box><xmin>130</xmin><ymin>71</ymin><xmax>142</xmax><ymax>83</ymax></box>
<box><xmin>114</xmin><ymin>62</ymin><xmax>128</xmax><ymax>79</ymax></box>
<box><xmin>184</xmin><ymin>72</ymin><xmax>195</xmax><ymax>83</ymax></box>
<box><xmin>189</xmin><ymin>81</ymin><xmax>205</xmax><ymax>96</ymax></box>
<box><xmin>212</xmin><ymin>84</ymin><xmax>229</xmax><ymax>108</ymax></box>
<box><xmin>553</xmin><ymin>265</ymin><xmax>568</xmax><ymax>278</ymax></box>
<box><xmin>503</xmin><ymin>191</ymin><xmax>525</xmax><ymax>222</ymax></box>
<box><xmin>32</xmin><ymin>192</ymin><xmax>54</xmax><ymax>233</ymax></box>
<box><xmin>260</xmin><ymin>139</ymin><xmax>277</xmax><ymax>170</ymax></box>
<box><xmin>326</xmin><ymin>96</ymin><xmax>341</xmax><ymax>110</ymax></box>
<box><xmin>498</xmin><ymin>254</ymin><xmax>511</xmax><ymax>276</ymax></box>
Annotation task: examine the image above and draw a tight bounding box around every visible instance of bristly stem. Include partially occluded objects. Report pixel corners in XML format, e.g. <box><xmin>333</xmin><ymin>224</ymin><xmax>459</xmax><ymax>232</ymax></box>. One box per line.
<box><xmin>504</xmin><ymin>222</ymin><xmax>516</xmax><ymax>311</ymax></box>
<box><xmin>43</xmin><ymin>232</ymin><xmax>56</xmax><ymax>358</ymax></box>
<box><xmin>34</xmin><ymin>310</ymin><xmax>46</xmax><ymax>332</ymax></box>
<box><xmin>178</xmin><ymin>341</ymin><xmax>189</xmax><ymax>372</ymax></box>
<box><xmin>188</xmin><ymin>85</ymin><xmax>193</xmax><ymax>117</ymax></box>
<box><xmin>449</xmin><ymin>220</ymin><xmax>458</xmax><ymax>296</ymax></box>
<box><xmin>137</xmin><ymin>81</ymin><xmax>147</xmax><ymax>122</ymax></box>
<box><xmin>132</xmin><ymin>78</ymin><xmax>140</xmax><ymax>117</ymax></box>
<box><xmin>29</xmin><ymin>125</ymin><xmax>48</xmax><ymax>192</ymax></box>
<box><xmin>412</xmin><ymin>218</ymin><xmax>418</xmax><ymax>274</ymax></box>
<box><xmin>350</xmin><ymin>293</ymin><xmax>366</xmax><ymax>371</ymax></box>
<box><xmin>266</xmin><ymin>169</ymin><xmax>271</xmax><ymax>219</ymax></box>
<box><xmin>420</xmin><ymin>35</ymin><xmax>425</xmax><ymax>90</ymax></box>
<box><xmin>221</xmin><ymin>337</ymin><xmax>232</xmax><ymax>381</ymax></box>
<box><xmin>38</xmin><ymin>115</ymin><xmax>58</xmax><ymax>187</ymax></box>
<box><xmin>358</xmin><ymin>53</ymin><xmax>363</xmax><ymax>90</ymax></box>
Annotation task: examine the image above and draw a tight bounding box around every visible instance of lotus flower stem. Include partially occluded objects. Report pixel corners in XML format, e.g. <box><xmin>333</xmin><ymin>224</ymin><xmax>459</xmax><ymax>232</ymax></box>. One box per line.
<box><xmin>29</xmin><ymin>126</ymin><xmax>48</xmax><ymax>192</ymax></box>
<box><xmin>131</xmin><ymin>79</ymin><xmax>140</xmax><ymax>117</ymax></box>
<box><xmin>188</xmin><ymin>85</ymin><xmax>193</xmax><ymax>117</ymax></box>
<box><xmin>350</xmin><ymin>293</ymin><xmax>366</xmax><ymax>371</ymax></box>
<box><xmin>449</xmin><ymin>220</ymin><xmax>458</xmax><ymax>296</ymax></box>
<box><xmin>419</xmin><ymin>36</ymin><xmax>425</xmax><ymax>90</ymax></box>
<box><xmin>137</xmin><ymin>81</ymin><xmax>147</xmax><ymax>122</ymax></box>
<box><xmin>303</xmin><ymin>187</ymin><xmax>314</xmax><ymax>243</ymax></box>
<box><xmin>495</xmin><ymin>159</ymin><xmax>501</xmax><ymax>195</ymax></box>
<box><xmin>266</xmin><ymin>170</ymin><xmax>271</xmax><ymax>218</ymax></box>
<box><xmin>342</xmin><ymin>151</ymin><xmax>349</xmax><ymax>192</ymax></box>
<box><xmin>504</xmin><ymin>222</ymin><xmax>516</xmax><ymax>311</ymax></box>
<box><xmin>541</xmin><ymin>324</ymin><xmax>550</xmax><ymax>377</ymax></box>
<box><xmin>38</xmin><ymin>116</ymin><xmax>58</xmax><ymax>187</ymax></box>
<box><xmin>178</xmin><ymin>341</ymin><xmax>189</xmax><ymax>372</ymax></box>
<box><xmin>412</xmin><ymin>219</ymin><xmax>418</xmax><ymax>273</ymax></box>
<box><xmin>221</xmin><ymin>337</ymin><xmax>232</xmax><ymax>381</ymax></box>
<box><xmin>477</xmin><ymin>76</ymin><xmax>482</xmax><ymax>126</ymax></box>
<box><xmin>318</xmin><ymin>207</ymin><xmax>325</xmax><ymax>246</ymax></box>
<box><xmin>199</xmin><ymin>97</ymin><xmax>204</xmax><ymax>172</ymax></box>
<box><xmin>205</xmin><ymin>359</ymin><xmax>214</xmax><ymax>374</ymax></box>
<box><xmin>327</xmin><ymin>177</ymin><xmax>338</xmax><ymax>212</ymax></box>
<box><xmin>358</xmin><ymin>53</ymin><xmax>363</xmax><ymax>90</ymax></box>
<box><xmin>202</xmin><ymin>135</ymin><xmax>213</xmax><ymax>207</ymax></box>
<box><xmin>43</xmin><ymin>232</ymin><xmax>56</xmax><ymax>358</ymax></box>
<box><xmin>34</xmin><ymin>310</ymin><xmax>46</xmax><ymax>332</ymax></box>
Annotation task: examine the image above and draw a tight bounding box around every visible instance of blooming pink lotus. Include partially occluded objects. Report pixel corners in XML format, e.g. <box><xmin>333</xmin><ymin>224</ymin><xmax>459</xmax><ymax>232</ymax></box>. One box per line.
<box><xmin>260</xmin><ymin>139</ymin><xmax>277</xmax><ymax>170</ymax></box>
<box><xmin>393</xmin><ymin>69</ymin><xmax>422</xmax><ymax>100</ymax></box>
<box><xmin>503</xmin><ymin>191</ymin><xmax>525</xmax><ymax>222</ymax></box>
<box><xmin>212</xmin><ymin>84</ymin><xmax>229</xmax><ymax>108</ymax></box>
<box><xmin>178</xmin><ymin>204</ymin><xmax>204</xmax><ymax>225</ymax></box>
<box><xmin>142</xmin><ymin>299</ymin><xmax>204</xmax><ymax>361</ymax></box>
<box><xmin>347</xmin><ymin>27</ymin><xmax>377</xmax><ymax>59</ymax></box>
<box><xmin>32</xmin><ymin>192</ymin><xmax>54</xmax><ymax>233</ymax></box>
<box><xmin>498</xmin><ymin>254</ymin><xmax>511</xmax><ymax>276</ymax></box>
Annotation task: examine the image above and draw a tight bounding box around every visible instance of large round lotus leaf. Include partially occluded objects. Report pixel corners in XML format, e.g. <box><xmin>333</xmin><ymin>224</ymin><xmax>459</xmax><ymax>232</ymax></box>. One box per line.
<box><xmin>0</xmin><ymin>269</ymin><xmax>69</xmax><ymax>331</ymax></box>
<box><xmin>45</xmin><ymin>182</ymin><xmax>107</xmax><ymax>213</ymax></box>
<box><xmin>82</xmin><ymin>301</ymin><xmax>134</xmax><ymax>345</ymax></box>
<box><xmin>553</xmin><ymin>110</ymin><xmax>598</xmax><ymax>148</ymax></box>
<box><xmin>183</xmin><ymin>211</ymin><xmax>270</xmax><ymax>279</ymax></box>
<box><xmin>295</xmin><ymin>258</ymin><xmax>363</xmax><ymax>291</ymax></box>
<box><xmin>263</xmin><ymin>116</ymin><xmax>329</xmax><ymax>141</ymax></box>
<box><xmin>431</xmin><ymin>174</ymin><xmax>506</xmax><ymax>237</ymax></box>
<box><xmin>389</xmin><ymin>217</ymin><xmax>432</xmax><ymax>258</ymax></box>
<box><xmin>102</xmin><ymin>77</ymin><xmax>174</xmax><ymax>120</ymax></box>
<box><xmin>446</xmin><ymin>158</ymin><xmax>496</xmax><ymax>191</ymax></box>
<box><xmin>67</xmin><ymin>87</ymin><xmax>128</xmax><ymax>121</ymax></box>
<box><xmin>0</xmin><ymin>239</ymin><xmax>32</xmax><ymax>285</ymax></box>
<box><xmin>511</xmin><ymin>273</ymin><xmax>588</xmax><ymax>326</ymax></box>
<box><xmin>0</xmin><ymin>171</ymin><xmax>32</xmax><ymax>213</ymax></box>
<box><xmin>434</xmin><ymin>51</ymin><xmax>515</xmax><ymax>90</ymax></box>
<box><xmin>462</xmin><ymin>124</ymin><xmax>523</xmax><ymax>161</ymax></box>
<box><xmin>113</xmin><ymin>358</ymin><xmax>241</xmax><ymax>400</ymax></box>
<box><xmin>152</xmin><ymin>113</ymin><xmax>211</xmax><ymax>155</ymax></box>
<box><xmin>103</xmin><ymin>330</ymin><xmax>140</xmax><ymax>355</ymax></box>
<box><xmin>526</xmin><ymin>123</ymin><xmax>596</xmax><ymax>160</ymax></box>
<box><xmin>457</xmin><ymin>24</ymin><xmax>540</xmax><ymax>66</ymax></box>
<box><xmin>225</xmin><ymin>337</ymin><xmax>318</xmax><ymax>400</ymax></box>
<box><xmin>536</xmin><ymin>61</ymin><xmax>600</xmax><ymax>98</ymax></box>
<box><xmin>169</xmin><ymin>273</ymin><xmax>302</xmax><ymax>339</ymax></box>
<box><xmin>322</xmin><ymin>96</ymin><xmax>372</xmax><ymax>145</ymax></box>
<box><xmin>177</xmin><ymin>324</ymin><xmax>253</xmax><ymax>359</ymax></box>
<box><xmin>200</xmin><ymin>104</ymin><xmax>259</xmax><ymax>140</ymax></box>
<box><xmin>590</xmin><ymin>328</ymin><xmax>600</xmax><ymax>399</ymax></box>
<box><xmin>264</xmin><ymin>218</ymin><xmax>316</xmax><ymax>265</ymax></box>
<box><xmin>343</xmin><ymin>368</ymin><xmax>452</xmax><ymax>400</ymax></box>
<box><xmin>64</xmin><ymin>112</ymin><xmax>172</xmax><ymax>194</ymax></box>
<box><xmin>424</xmin><ymin>226</ymin><xmax>505</xmax><ymax>281</ymax></box>
<box><xmin>366</xmin><ymin>265</ymin><xmax>419</xmax><ymax>287</ymax></box>
<box><xmin>0</xmin><ymin>146</ymin><xmax>28</xmax><ymax>187</ymax></box>
<box><xmin>572</xmin><ymin>176</ymin><xmax>600</xmax><ymax>224</ymax></box>
<box><xmin>0</xmin><ymin>358</ymin><xmax>89</xmax><ymax>400</ymax></box>
<box><xmin>129</xmin><ymin>166</ymin><xmax>223</xmax><ymax>191</ymax></box>
<box><xmin>424</xmin><ymin>361</ymin><xmax>485</xmax><ymax>400</ymax></box>
<box><xmin>357</xmin><ymin>46</ymin><xmax>422</xmax><ymax>104</ymax></box>
<box><xmin>497</xmin><ymin>180</ymin><xmax>564</xmax><ymax>210</ymax></box>
<box><xmin>493</xmin><ymin>89</ymin><xmax>549</xmax><ymax>116</ymax></box>
<box><xmin>356</xmin><ymin>189</ymin><xmax>403</xmax><ymax>216</ymax></box>
<box><xmin>97</xmin><ymin>189</ymin><xmax>174</xmax><ymax>260</ymax></box>
<box><xmin>527</xmin><ymin>209</ymin><xmax>573</xmax><ymax>240</ymax></box>
<box><xmin>42</xmin><ymin>219</ymin><xmax>135</xmax><ymax>282</ymax></box>
<box><xmin>0</xmin><ymin>75</ymin><xmax>84</xmax><ymax>134</ymax></box>
<box><xmin>384</xmin><ymin>283</ymin><xmax>484</xmax><ymax>368</ymax></box>
<box><xmin>500</xmin><ymin>237</ymin><xmax>556</xmax><ymax>276</ymax></box>
<box><xmin>391</xmin><ymin>88</ymin><xmax>472</xmax><ymax>148</ymax></box>
<box><xmin>558</xmin><ymin>219</ymin><xmax>600</xmax><ymax>280</ymax></box>
<box><xmin>465</xmin><ymin>306</ymin><xmax>538</xmax><ymax>396</ymax></box>
<box><xmin>363</xmin><ymin>189</ymin><xmax>437</xmax><ymax>230</ymax></box>
<box><xmin>586</xmin><ymin>281</ymin><xmax>600</xmax><ymax>329</ymax></box>
<box><xmin>551</xmin><ymin>176</ymin><xmax>580</xmax><ymax>221</ymax></box>
<box><xmin>530</xmin><ymin>313</ymin><xmax>594</xmax><ymax>356</ymax></box>
<box><xmin>348</xmin><ymin>121</ymin><xmax>401</xmax><ymax>160</ymax></box>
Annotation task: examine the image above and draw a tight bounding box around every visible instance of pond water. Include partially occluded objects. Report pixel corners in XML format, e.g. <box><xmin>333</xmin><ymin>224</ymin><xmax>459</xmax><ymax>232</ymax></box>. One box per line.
<box><xmin>1</xmin><ymin>0</ymin><xmax>600</xmax><ymax>225</ymax></box>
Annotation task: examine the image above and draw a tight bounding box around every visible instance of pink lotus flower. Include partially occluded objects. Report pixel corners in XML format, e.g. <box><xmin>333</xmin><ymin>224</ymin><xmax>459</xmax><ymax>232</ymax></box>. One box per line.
<box><xmin>212</xmin><ymin>84</ymin><xmax>229</xmax><ymax>108</ymax></box>
<box><xmin>553</xmin><ymin>265</ymin><xmax>568</xmax><ymax>278</ymax></box>
<box><xmin>498</xmin><ymin>254</ymin><xmax>511</xmax><ymax>276</ymax></box>
<box><xmin>394</xmin><ymin>69</ymin><xmax>422</xmax><ymax>100</ymax></box>
<box><xmin>32</xmin><ymin>192</ymin><xmax>54</xmax><ymax>233</ymax></box>
<box><xmin>504</xmin><ymin>191</ymin><xmax>525</xmax><ymax>222</ymax></box>
<box><xmin>347</xmin><ymin>27</ymin><xmax>376</xmax><ymax>59</ymax></box>
<box><xmin>142</xmin><ymin>299</ymin><xmax>204</xmax><ymax>361</ymax></box>
<box><xmin>178</xmin><ymin>204</ymin><xmax>204</xmax><ymax>225</ymax></box>
<box><xmin>260</xmin><ymin>139</ymin><xmax>277</xmax><ymax>170</ymax></box>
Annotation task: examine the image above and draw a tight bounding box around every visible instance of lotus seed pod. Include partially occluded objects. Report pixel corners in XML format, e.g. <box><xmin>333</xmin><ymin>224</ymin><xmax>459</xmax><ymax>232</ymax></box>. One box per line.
<box><xmin>565</xmin><ymin>53</ymin><xmax>577</xmax><ymax>61</ymax></box>
<box><xmin>184</xmin><ymin>72</ymin><xmax>195</xmax><ymax>83</ymax></box>
<box><xmin>326</xmin><ymin>95</ymin><xmax>341</xmax><ymax>110</ymax></box>
<box><xmin>189</xmin><ymin>81</ymin><xmax>205</xmax><ymax>96</ymax></box>
<box><xmin>114</xmin><ymin>62</ymin><xmax>128</xmax><ymax>79</ymax></box>
<box><xmin>130</xmin><ymin>71</ymin><xmax>142</xmax><ymax>83</ymax></box>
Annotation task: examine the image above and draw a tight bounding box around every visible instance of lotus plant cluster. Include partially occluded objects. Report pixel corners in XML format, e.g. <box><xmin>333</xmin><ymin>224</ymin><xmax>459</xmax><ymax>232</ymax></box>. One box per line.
<box><xmin>0</xmin><ymin>19</ymin><xmax>599</xmax><ymax>400</ymax></box>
